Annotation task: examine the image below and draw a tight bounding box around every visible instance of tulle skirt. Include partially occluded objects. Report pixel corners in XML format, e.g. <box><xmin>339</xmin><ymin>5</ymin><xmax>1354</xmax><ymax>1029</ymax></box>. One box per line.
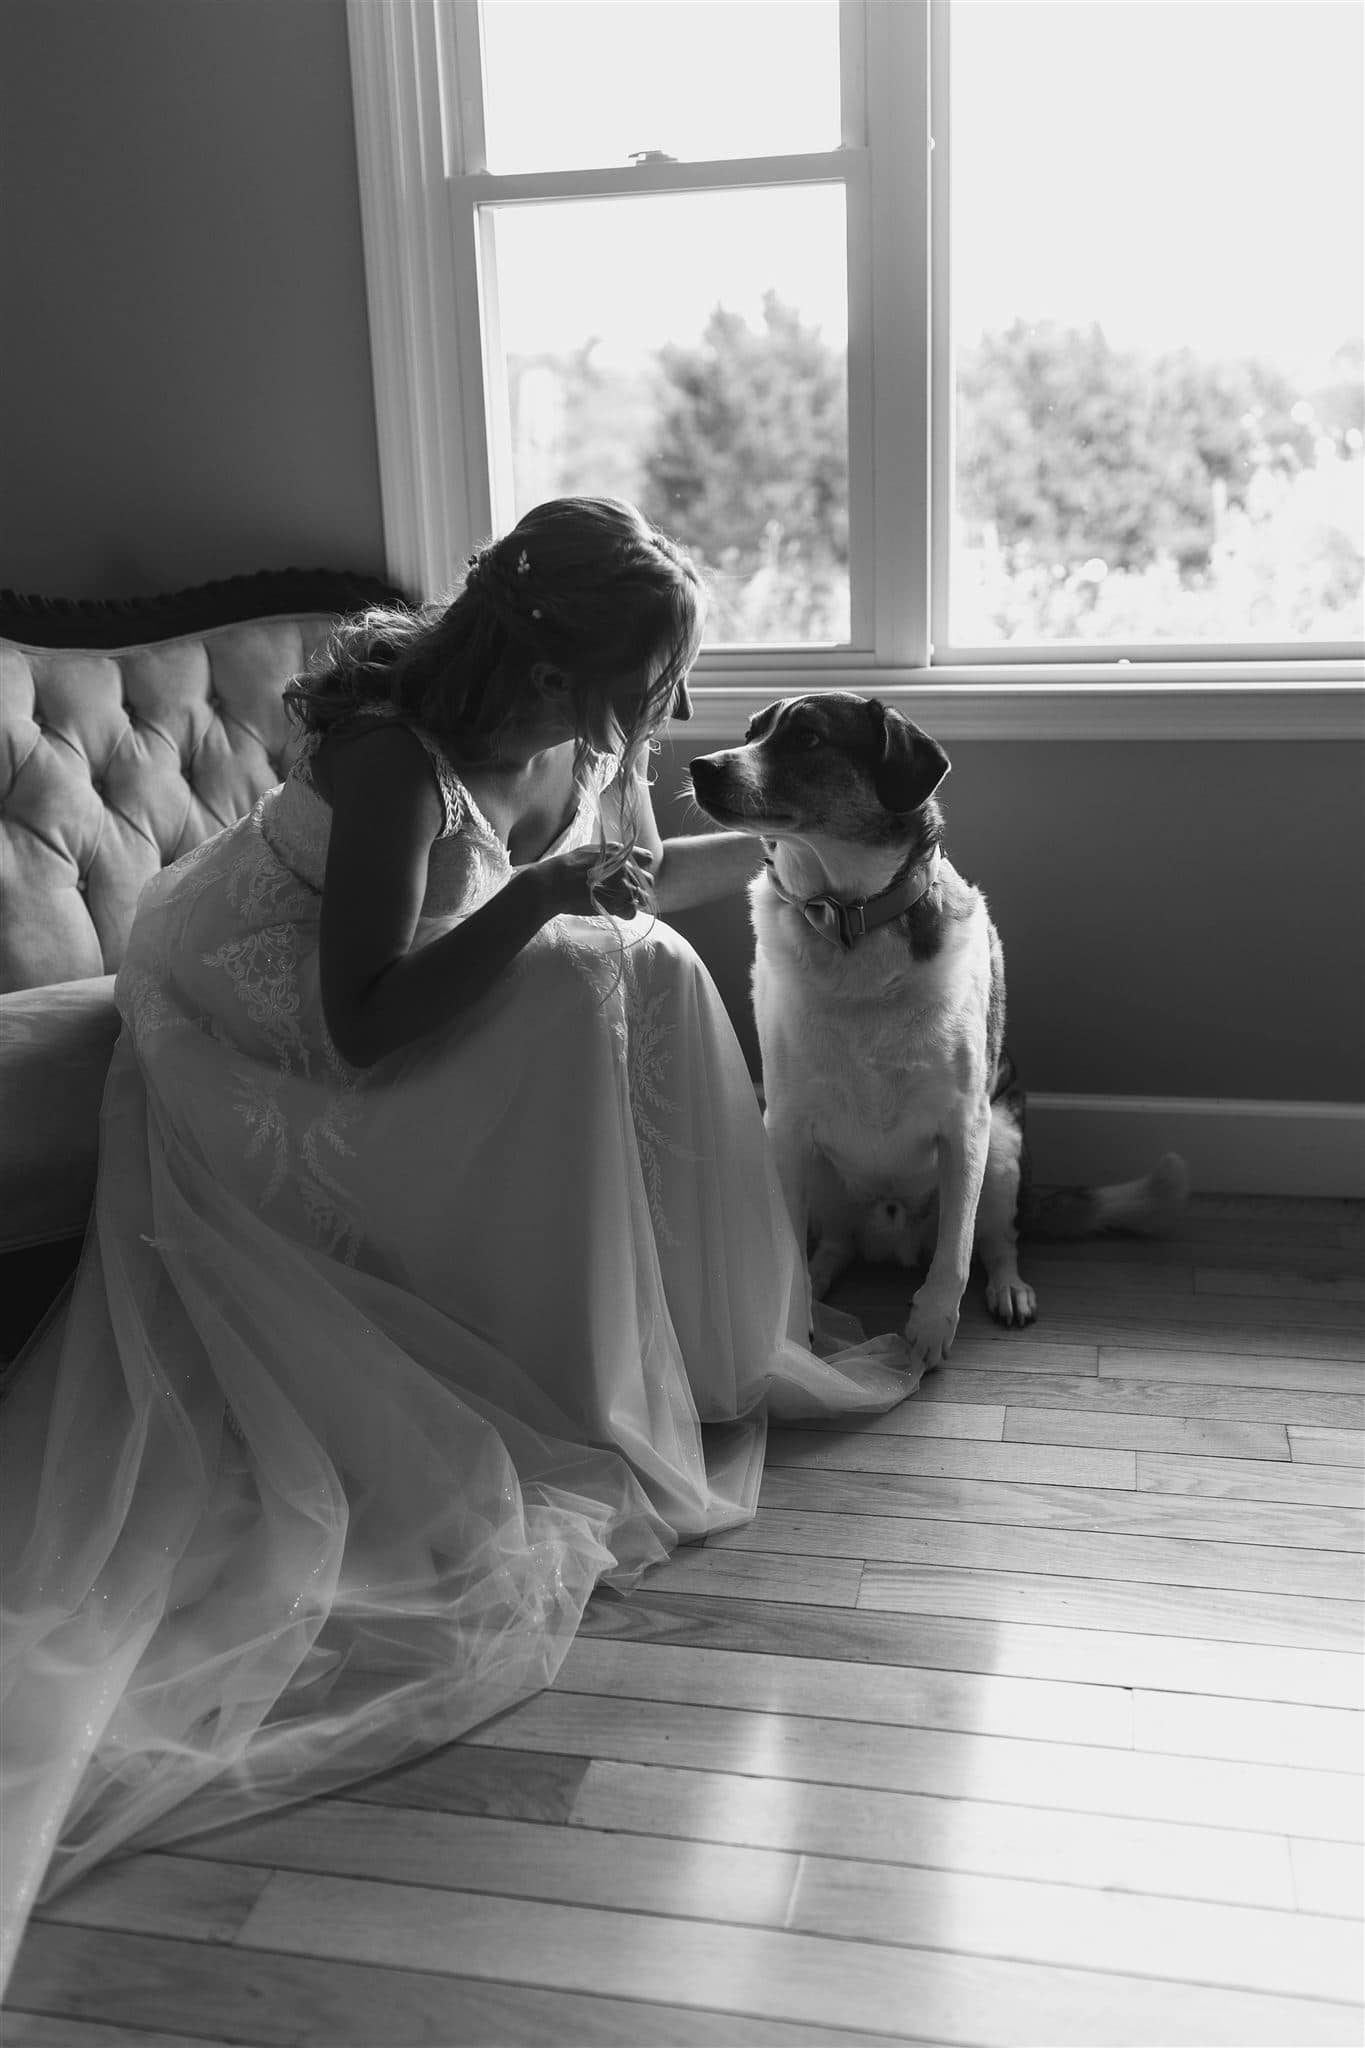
<box><xmin>0</xmin><ymin>813</ymin><xmax>915</xmax><ymax>1985</ymax></box>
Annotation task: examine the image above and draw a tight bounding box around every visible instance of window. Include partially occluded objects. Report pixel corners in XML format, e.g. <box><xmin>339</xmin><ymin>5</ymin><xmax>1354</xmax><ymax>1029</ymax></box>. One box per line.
<box><xmin>348</xmin><ymin>0</ymin><xmax>1363</xmax><ymax>726</ymax></box>
<box><xmin>944</xmin><ymin>0</ymin><xmax>1364</xmax><ymax>659</ymax></box>
<box><xmin>443</xmin><ymin>0</ymin><xmax>868</xmax><ymax>657</ymax></box>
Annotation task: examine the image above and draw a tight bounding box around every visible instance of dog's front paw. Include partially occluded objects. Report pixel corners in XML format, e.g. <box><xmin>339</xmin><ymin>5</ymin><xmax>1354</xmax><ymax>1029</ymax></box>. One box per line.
<box><xmin>986</xmin><ymin>1274</ymin><xmax>1037</xmax><ymax>1327</ymax></box>
<box><xmin>904</xmin><ymin>1287</ymin><xmax>961</xmax><ymax>1372</ymax></box>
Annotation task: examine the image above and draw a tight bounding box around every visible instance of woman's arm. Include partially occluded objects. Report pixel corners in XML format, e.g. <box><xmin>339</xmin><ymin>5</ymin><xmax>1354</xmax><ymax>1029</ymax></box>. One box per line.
<box><xmin>600</xmin><ymin>757</ymin><xmax>765</xmax><ymax>914</ymax></box>
<box><xmin>319</xmin><ymin>725</ymin><xmax>617</xmax><ymax>1067</ymax></box>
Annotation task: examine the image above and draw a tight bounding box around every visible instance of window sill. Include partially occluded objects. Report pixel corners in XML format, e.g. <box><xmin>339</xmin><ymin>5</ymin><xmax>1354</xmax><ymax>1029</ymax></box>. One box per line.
<box><xmin>683</xmin><ymin>660</ymin><xmax>1365</xmax><ymax>741</ymax></box>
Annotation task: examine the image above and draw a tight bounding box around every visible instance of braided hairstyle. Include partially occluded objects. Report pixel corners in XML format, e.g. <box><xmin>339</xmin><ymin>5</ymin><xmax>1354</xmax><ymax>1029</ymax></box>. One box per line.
<box><xmin>285</xmin><ymin>499</ymin><xmax>706</xmax><ymax>817</ymax></box>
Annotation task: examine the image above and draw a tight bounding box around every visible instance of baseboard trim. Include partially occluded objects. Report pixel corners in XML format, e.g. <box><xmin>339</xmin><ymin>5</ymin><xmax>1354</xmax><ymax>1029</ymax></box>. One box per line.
<box><xmin>1027</xmin><ymin>1094</ymin><xmax>1365</xmax><ymax>1198</ymax></box>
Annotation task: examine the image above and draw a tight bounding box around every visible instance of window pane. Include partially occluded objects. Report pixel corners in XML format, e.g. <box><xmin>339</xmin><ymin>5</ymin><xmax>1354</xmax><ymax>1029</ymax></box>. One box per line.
<box><xmin>478</xmin><ymin>0</ymin><xmax>841</xmax><ymax>173</ymax></box>
<box><xmin>487</xmin><ymin>187</ymin><xmax>850</xmax><ymax>645</ymax></box>
<box><xmin>948</xmin><ymin>0</ymin><xmax>1364</xmax><ymax>647</ymax></box>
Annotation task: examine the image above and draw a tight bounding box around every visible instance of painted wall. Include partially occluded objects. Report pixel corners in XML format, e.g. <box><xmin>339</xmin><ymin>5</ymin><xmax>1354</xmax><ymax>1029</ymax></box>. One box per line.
<box><xmin>0</xmin><ymin>0</ymin><xmax>385</xmax><ymax>596</ymax></box>
<box><xmin>3</xmin><ymin>0</ymin><xmax>1361</xmax><ymax>1107</ymax></box>
<box><xmin>658</xmin><ymin>736</ymin><xmax>1365</xmax><ymax>1104</ymax></box>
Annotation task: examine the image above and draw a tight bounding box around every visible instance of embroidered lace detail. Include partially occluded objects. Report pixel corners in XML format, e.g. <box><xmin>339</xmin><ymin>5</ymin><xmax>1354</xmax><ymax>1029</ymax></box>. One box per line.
<box><xmin>233</xmin><ymin>1071</ymin><xmax>291</xmax><ymax>1208</ymax></box>
<box><xmin>298</xmin><ymin>1082</ymin><xmax>364</xmax><ymax>1263</ymax></box>
<box><xmin>206</xmin><ymin>924</ymin><xmax>308</xmax><ymax>1070</ymax></box>
<box><xmin>195</xmin><ymin>832</ymin><xmax>365</xmax><ymax>1262</ymax></box>
<box><xmin>541</xmin><ymin>918</ymin><xmax>691</xmax><ymax>1249</ymax></box>
<box><xmin>224</xmin><ymin>830</ymin><xmax>315</xmax><ymax>929</ymax></box>
<box><xmin>118</xmin><ymin>964</ymin><xmax>186</xmax><ymax>1046</ymax></box>
<box><xmin>621</xmin><ymin>960</ymin><xmax>685</xmax><ymax>1249</ymax></box>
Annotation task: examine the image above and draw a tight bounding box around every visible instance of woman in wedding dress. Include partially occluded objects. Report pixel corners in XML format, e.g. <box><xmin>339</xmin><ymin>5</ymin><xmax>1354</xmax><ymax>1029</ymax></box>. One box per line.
<box><xmin>0</xmin><ymin>497</ymin><xmax>913</xmax><ymax>1984</ymax></box>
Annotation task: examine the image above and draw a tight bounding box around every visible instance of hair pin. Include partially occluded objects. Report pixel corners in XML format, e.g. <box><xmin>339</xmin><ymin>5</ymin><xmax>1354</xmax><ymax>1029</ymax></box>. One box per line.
<box><xmin>515</xmin><ymin>550</ymin><xmax>531</xmax><ymax>576</ymax></box>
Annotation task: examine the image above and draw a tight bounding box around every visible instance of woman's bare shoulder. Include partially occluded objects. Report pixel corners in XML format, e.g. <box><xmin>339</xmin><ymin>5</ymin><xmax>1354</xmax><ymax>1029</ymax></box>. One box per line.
<box><xmin>315</xmin><ymin>716</ymin><xmax>444</xmax><ymax>846</ymax></box>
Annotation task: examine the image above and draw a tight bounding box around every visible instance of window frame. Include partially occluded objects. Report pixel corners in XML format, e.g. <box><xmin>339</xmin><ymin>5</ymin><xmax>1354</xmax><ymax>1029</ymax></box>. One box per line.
<box><xmin>346</xmin><ymin>0</ymin><xmax>1364</xmax><ymax>742</ymax></box>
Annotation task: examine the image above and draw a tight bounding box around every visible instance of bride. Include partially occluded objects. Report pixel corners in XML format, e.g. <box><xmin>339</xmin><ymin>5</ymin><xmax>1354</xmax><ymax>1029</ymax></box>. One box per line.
<box><xmin>0</xmin><ymin>496</ymin><xmax>914</xmax><ymax>1986</ymax></box>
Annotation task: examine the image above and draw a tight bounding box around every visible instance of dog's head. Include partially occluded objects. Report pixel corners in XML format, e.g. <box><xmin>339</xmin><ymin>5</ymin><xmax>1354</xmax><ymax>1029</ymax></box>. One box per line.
<box><xmin>688</xmin><ymin>693</ymin><xmax>950</xmax><ymax>857</ymax></box>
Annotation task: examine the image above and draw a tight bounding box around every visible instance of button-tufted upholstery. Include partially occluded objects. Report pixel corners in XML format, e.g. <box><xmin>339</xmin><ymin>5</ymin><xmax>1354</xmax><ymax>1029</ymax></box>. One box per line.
<box><xmin>0</xmin><ymin>572</ymin><xmax>407</xmax><ymax>1312</ymax></box>
<box><xmin>0</xmin><ymin>616</ymin><xmax>333</xmax><ymax>992</ymax></box>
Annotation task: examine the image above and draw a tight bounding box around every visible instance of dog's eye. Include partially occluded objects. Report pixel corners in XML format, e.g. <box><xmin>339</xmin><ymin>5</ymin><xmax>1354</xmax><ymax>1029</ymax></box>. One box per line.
<box><xmin>795</xmin><ymin>727</ymin><xmax>822</xmax><ymax>750</ymax></box>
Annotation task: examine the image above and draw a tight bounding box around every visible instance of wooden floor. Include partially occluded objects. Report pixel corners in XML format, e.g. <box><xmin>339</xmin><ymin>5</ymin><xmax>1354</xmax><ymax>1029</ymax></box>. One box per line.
<box><xmin>5</xmin><ymin>1193</ymin><xmax>1363</xmax><ymax>2047</ymax></box>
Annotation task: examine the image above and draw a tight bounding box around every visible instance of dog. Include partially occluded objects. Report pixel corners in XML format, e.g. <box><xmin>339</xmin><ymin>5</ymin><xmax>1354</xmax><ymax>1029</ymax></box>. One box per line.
<box><xmin>689</xmin><ymin>692</ymin><xmax>1187</xmax><ymax>1373</ymax></box>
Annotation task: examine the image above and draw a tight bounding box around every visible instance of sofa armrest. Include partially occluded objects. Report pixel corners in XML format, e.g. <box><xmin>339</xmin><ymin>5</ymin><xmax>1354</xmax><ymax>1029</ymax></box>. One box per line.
<box><xmin>0</xmin><ymin>976</ymin><xmax>121</xmax><ymax>1252</ymax></box>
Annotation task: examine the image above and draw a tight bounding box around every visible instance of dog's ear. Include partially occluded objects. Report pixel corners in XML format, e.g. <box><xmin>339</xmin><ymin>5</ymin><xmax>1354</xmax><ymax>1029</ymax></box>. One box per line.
<box><xmin>744</xmin><ymin>700</ymin><xmax>785</xmax><ymax>744</ymax></box>
<box><xmin>869</xmin><ymin>702</ymin><xmax>951</xmax><ymax>813</ymax></box>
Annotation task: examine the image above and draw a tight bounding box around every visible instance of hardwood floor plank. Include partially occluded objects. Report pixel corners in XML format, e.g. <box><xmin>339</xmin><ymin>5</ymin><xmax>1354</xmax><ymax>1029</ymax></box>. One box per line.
<box><xmin>1131</xmin><ymin>1689</ymin><xmax>1364</xmax><ymax>1772</ymax></box>
<box><xmin>633</xmin><ymin>1546</ymin><xmax>865</xmax><ymax>1606</ymax></box>
<box><xmin>994</xmin><ymin>1253</ymin><xmax>1365</xmax><ymax>1335</ymax></box>
<box><xmin>553</xmin><ymin>1638</ymin><xmax>1135</xmax><ymax>1748</ymax></box>
<box><xmin>4</xmin><ymin>1923</ymin><xmax>898</xmax><ymax>2048</ymax></box>
<box><xmin>1020</xmin><ymin>1253</ymin><xmax>1194</xmax><ymax>1294</ymax></box>
<box><xmin>569</xmin><ymin>1758</ymin><xmax>1298</xmax><ymax>1907</ymax></box>
<box><xmin>1292</xmin><ymin>1839</ymin><xmax>1365</xmax><ymax>1919</ymax></box>
<box><xmin>1291</xmin><ymin>1427</ymin><xmax>1365</xmax><ymax>1468</ymax></box>
<box><xmin>169</xmin><ymin>1809</ymin><xmax>804</xmax><ymax>1929</ymax></box>
<box><xmin>932</xmin><ymin>1296</ymin><xmax>1365</xmax><ymax>1361</ymax></box>
<box><xmin>756</xmin><ymin>1463</ymin><xmax>1365</xmax><ymax>1552</ymax></box>
<box><xmin>354</xmin><ymin>1740</ymin><xmax>590</xmax><ymax>1821</ymax></box>
<box><xmin>788</xmin><ymin>1854</ymin><xmax>1365</xmax><ymax>2003</ymax></box>
<box><xmin>1038</xmin><ymin>1285</ymin><xmax>1365</xmax><ymax>1336</ymax></box>
<box><xmin>926</xmin><ymin>1368</ymin><xmax>1363</xmax><ymax>1429</ymax></box>
<box><xmin>1098</xmin><ymin>1348</ymin><xmax>1365</xmax><ymax>1395</ymax></box>
<box><xmin>711</xmin><ymin>1505</ymin><xmax>1364</xmax><ymax>1599</ymax></box>
<box><xmin>928</xmin><ymin>1340</ymin><xmax>1100</xmax><ymax>1375</ymax></box>
<box><xmin>1196</xmin><ymin>1266</ymin><xmax>1365</xmax><ymax>1304</ymax></box>
<box><xmin>0</xmin><ymin>2018</ymin><xmax>225</xmax><ymax>2048</ymax></box>
<box><xmin>1165</xmin><ymin>1241</ymin><xmax>1364</xmax><ymax>1277</ymax></box>
<box><xmin>790</xmin><ymin>1401</ymin><xmax>1008</xmax><ymax>1441</ymax></box>
<box><xmin>1052</xmin><ymin>1220</ymin><xmax>1351</xmax><ymax>1261</ymax></box>
<box><xmin>766</xmin><ymin>1426</ymin><xmax>1138</xmax><ymax>1490</ymax></box>
<box><xmin>994</xmin><ymin>1302</ymin><xmax>1365</xmax><ymax>1360</ymax></box>
<box><xmin>465</xmin><ymin>1690</ymin><xmax>1363</xmax><ymax>1839</ymax></box>
<box><xmin>33</xmin><ymin>1852</ymin><xmax>268</xmax><ymax>1942</ymax></box>
<box><xmin>1006</xmin><ymin>1407</ymin><xmax>1295</xmax><ymax>1457</ymax></box>
<box><xmin>577</xmin><ymin>1589</ymin><xmax>1364</xmax><ymax>1707</ymax></box>
<box><xmin>857</xmin><ymin>1562</ymin><xmax>1363</xmax><ymax>1652</ymax></box>
<box><xmin>1136</xmin><ymin>1450</ymin><xmax>1365</xmax><ymax>1507</ymax></box>
<box><xmin>236</xmin><ymin>1870</ymin><xmax>1364</xmax><ymax>2046</ymax></box>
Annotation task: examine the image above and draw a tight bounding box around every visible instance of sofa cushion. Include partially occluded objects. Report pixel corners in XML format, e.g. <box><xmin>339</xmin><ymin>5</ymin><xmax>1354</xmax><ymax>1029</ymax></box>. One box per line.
<box><xmin>0</xmin><ymin>613</ymin><xmax>336</xmax><ymax>992</ymax></box>
<box><xmin>0</xmin><ymin>975</ymin><xmax>121</xmax><ymax>1251</ymax></box>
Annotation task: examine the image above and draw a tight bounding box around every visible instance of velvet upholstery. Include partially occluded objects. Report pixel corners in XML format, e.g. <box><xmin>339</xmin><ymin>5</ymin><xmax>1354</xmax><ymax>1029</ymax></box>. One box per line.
<box><xmin>0</xmin><ymin>571</ymin><xmax>407</xmax><ymax>1317</ymax></box>
<box><xmin>0</xmin><ymin>616</ymin><xmax>333</xmax><ymax>992</ymax></box>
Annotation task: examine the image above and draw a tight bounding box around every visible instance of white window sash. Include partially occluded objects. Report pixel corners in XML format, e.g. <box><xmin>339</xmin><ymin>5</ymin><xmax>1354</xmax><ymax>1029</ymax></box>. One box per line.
<box><xmin>347</xmin><ymin>0</ymin><xmax>1364</xmax><ymax>737</ymax></box>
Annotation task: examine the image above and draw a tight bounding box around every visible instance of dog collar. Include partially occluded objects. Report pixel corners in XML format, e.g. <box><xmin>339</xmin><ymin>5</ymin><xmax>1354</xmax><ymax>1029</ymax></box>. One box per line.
<box><xmin>763</xmin><ymin>845</ymin><xmax>942</xmax><ymax>950</ymax></box>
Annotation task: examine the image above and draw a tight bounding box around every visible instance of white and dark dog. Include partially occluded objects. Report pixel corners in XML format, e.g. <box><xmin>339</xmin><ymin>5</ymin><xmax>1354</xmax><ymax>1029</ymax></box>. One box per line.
<box><xmin>689</xmin><ymin>692</ymin><xmax>1187</xmax><ymax>1374</ymax></box>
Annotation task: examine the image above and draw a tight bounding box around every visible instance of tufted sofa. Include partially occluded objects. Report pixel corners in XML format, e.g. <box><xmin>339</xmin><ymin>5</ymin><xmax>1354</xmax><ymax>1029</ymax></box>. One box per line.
<box><xmin>0</xmin><ymin>569</ymin><xmax>408</xmax><ymax>1355</ymax></box>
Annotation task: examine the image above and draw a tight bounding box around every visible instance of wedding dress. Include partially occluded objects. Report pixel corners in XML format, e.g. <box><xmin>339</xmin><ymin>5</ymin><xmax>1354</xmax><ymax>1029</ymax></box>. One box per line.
<box><xmin>0</xmin><ymin>717</ymin><xmax>915</xmax><ymax>1984</ymax></box>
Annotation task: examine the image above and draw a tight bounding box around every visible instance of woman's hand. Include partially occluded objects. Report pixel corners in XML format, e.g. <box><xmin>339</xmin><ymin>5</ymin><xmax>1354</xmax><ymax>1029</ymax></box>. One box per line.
<box><xmin>536</xmin><ymin>843</ymin><xmax>655</xmax><ymax>920</ymax></box>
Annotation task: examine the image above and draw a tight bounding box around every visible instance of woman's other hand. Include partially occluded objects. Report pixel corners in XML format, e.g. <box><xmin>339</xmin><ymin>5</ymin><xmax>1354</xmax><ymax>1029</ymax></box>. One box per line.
<box><xmin>537</xmin><ymin>843</ymin><xmax>655</xmax><ymax>920</ymax></box>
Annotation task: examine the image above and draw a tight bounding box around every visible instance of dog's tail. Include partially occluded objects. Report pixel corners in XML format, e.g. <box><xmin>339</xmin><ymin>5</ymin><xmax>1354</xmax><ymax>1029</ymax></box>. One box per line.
<box><xmin>1023</xmin><ymin>1151</ymin><xmax>1189</xmax><ymax>1240</ymax></box>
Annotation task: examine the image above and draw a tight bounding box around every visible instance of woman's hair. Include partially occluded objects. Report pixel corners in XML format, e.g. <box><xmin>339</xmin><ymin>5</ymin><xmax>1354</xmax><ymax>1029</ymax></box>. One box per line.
<box><xmin>285</xmin><ymin>498</ymin><xmax>706</xmax><ymax>805</ymax></box>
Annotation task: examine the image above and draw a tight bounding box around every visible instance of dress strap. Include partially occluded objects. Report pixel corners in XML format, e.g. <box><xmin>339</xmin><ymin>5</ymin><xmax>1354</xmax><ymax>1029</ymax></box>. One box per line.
<box><xmin>346</xmin><ymin>706</ymin><xmax>464</xmax><ymax>840</ymax></box>
<box><xmin>404</xmin><ymin>726</ymin><xmax>465</xmax><ymax>841</ymax></box>
<box><xmin>300</xmin><ymin>704</ymin><xmax>465</xmax><ymax>841</ymax></box>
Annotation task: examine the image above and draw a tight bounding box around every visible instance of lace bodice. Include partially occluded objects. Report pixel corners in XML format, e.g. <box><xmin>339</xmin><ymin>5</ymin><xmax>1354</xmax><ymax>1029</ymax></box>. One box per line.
<box><xmin>260</xmin><ymin>712</ymin><xmax>619</xmax><ymax>923</ymax></box>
